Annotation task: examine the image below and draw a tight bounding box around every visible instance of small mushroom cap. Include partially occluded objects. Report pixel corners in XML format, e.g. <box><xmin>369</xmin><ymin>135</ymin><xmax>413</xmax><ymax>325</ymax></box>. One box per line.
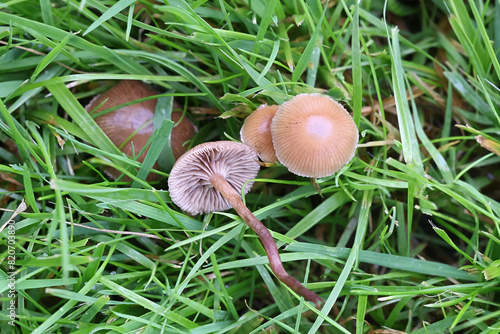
<box><xmin>168</xmin><ymin>141</ymin><xmax>260</xmax><ymax>215</ymax></box>
<box><xmin>85</xmin><ymin>80</ymin><xmax>196</xmax><ymax>180</ymax></box>
<box><xmin>240</xmin><ymin>104</ymin><xmax>279</xmax><ymax>163</ymax></box>
<box><xmin>271</xmin><ymin>93</ymin><xmax>358</xmax><ymax>178</ymax></box>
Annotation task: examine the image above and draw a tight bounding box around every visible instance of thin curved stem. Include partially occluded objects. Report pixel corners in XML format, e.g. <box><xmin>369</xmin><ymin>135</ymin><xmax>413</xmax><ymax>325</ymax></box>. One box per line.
<box><xmin>210</xmin><ymin>174</ymin><xmax>323</xmax><ymax>307</ymax></box>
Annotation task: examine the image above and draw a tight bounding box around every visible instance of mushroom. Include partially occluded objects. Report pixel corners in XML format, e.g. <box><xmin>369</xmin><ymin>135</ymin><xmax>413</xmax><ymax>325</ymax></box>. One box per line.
<box><xmin>170</xmin><ymin>111</ymin><xmax>197</xmax><ymax>160</ymax></box>
<box><xmin>168</xmin><ymin>141</ymin><xmax>322</xmax><ymax>306</ymax></box>
<box><xmin>240</xmin><ymin>104</ymin><xmax>279</xmax><ymax>163</ymax></box>
<box><xmin>271</xmin><ymin>93</ymin><xmax>358</xmax><ymax>178</ymax></box>
<box><xmin>85</xmin><ymin>80</ymin><xmax>197</xmax><ymax>181</ymax></box>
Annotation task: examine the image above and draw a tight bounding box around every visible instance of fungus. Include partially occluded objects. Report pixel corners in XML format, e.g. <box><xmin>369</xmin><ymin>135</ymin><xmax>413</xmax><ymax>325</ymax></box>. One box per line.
<box><xmin>271</xmin><ymin>93</ymin><xmax>358</xmax><ymax>178</ymax></box>
<box><xmin>168</xmin><ymin>141</ymin><xmax>322</xmax><ymax>306</ymax></box>
<box><xmin>240</xmin><ymin>104</ymin><xmax>279</xmax><ymax>163</ymax></box>
<box><xmin>170</xmin><ymin>111</ymin><xmax>197</xmax><ymax>159</ymax></box>
<box><xmin>85</xmin><ymin>80</ymin><xmax>196</xmax><ymax>180</ymax></box>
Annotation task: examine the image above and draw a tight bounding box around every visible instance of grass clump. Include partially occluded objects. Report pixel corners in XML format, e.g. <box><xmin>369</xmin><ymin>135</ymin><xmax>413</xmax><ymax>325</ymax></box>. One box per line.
<box><xmin>1</xmin><ymin>0</ymin><xmax>499</xmax><ymax>333</ymax></box>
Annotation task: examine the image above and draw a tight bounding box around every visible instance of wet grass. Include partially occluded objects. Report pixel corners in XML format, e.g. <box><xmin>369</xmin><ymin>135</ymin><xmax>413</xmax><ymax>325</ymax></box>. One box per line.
<box><xmin>0</xmin><ymin>0</ymin><xmax>499</xmax><ymax>333</ymax></box>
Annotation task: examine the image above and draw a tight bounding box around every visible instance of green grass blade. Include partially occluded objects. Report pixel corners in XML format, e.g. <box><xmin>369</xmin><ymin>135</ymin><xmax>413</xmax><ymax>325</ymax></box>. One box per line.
<box><xmin>0</xmin><ymin>99</ymin><xmax>33</xmax><ymax>164</ymax></box>
<box><xmin>46</xmin><ymin>82</ymin><xmax>123</xmax><ymax>156</ymax></box>
<box><xmin>356</xmin><ymin>292</ymin><xmax>368</xmax><ymax>334</ymax></box>
<box><xmin>30</xmin><ymin>35</ymin><xmax>71</xmax><ymax>82</ymax></box>
<box><xmin>351</xmin><ymin>2</ymin><xmax>362</xmax><ymax>126</ymax></box>
<box><xmin>154</xmin><ymin>96</ymin><xmax>176</xmax><ymax>172</ymax></box>
<box><xmin>291</xmin><ymin>3</ymin><xmax>326</xmax><ymax>84</ymax></box>
<box><xmin>30</xmin><ymin>239</ymin><xmax>118</xmax><ymax>334</ymax></box>
<box><xmin>39</xmin><ymin>0</ymin><xmax>54</xmax><ymax>25</ymax></box>
<box><xmin>250</xmin><ymin>0</ymin><xmax>277</xmax><ymax>64</ymax></box>
<box><xmin>79</xmin><ymin>295</ymin><xmax>111</xmax><ymax>323</ymax></box>
<box><xmin>22</xmin><ymin>164</ymin><xmax>40</xmax><ymax>213</ymax></box>
<box><xmin>84</xmin><ymin>0</ymin><xmax>135</xmax><ymax>36</ymax></box>
<box><xmin>468</xmin><ymin>0</ymin><xmax>500</xmax><ymax>81</ymax></box>
<box><xmin>287</xmin><ymin>243</ymin><xmax>479</xmax><ymax>281</ymax></box>
<box><xmin>388</xmin><ymin>27</ymin><xmax>422</xmax><ymax>172</ymax></box>
<box><xmin>411</xmin><ymin>97</ymin><xmax>453</xmax><ymax>183</ymax></box>
<box><xmin>0</xmin><ymin>12</ymin><xmax>149</xmax><ymax>75</ymax></box>
<box><xmin>132</xmin><ymin>119</ymin><xmax>174</xmax><ymax>187</ymax></box>
<box><xmin>278</xmin><ymin>191</ymin><xmax>347</xmax><ymax>247</ymax></box>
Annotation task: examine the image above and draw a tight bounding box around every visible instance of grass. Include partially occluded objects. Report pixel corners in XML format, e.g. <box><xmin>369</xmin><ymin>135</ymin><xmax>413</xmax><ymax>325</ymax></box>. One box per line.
<box><xmin>0</xmin><ymin>0</ymin><xmax>499</xmax><ymax>333</ymax></box>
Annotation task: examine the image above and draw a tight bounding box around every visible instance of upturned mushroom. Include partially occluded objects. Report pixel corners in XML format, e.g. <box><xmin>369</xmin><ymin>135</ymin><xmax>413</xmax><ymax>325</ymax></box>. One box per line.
<box><xmin>85</xmin><ymin>80</ymin><xmax>197</xmax><ymax>180</ymax></box>
<box><xmin>168</xmin><ymin>141</ymin><xmax>322</xmax><ymax>306</ymax></box>
<box><xmin>271</xmin><ymin>93</ymin><xmax>358</xmax><ymax>178</ymax></box>
<box><xmin>240</xmin><ymin>104</ymin><xmax>279</xmax><ymax>163</ymax></box>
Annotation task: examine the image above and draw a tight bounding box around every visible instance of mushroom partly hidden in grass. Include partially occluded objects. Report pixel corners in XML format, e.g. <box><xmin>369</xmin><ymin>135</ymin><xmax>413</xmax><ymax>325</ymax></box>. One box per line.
<box><xmin>271</xmin><ymin>93</ymin><xmax>359</xmax><ymax>178</ymax></box>
<box><xmin>240</xmin><ymin>104</ymin><xmax>279</xmax><ymax>164</ymax></box>
<box><xmin>85</xmin><ymin>80</ymin><xmax>197</xmax><ymax>181</ymax></box>
<box><xmin>168</xmin><ymin>141</ymin><xmax>323</xmax><ymax>306</ymax></box>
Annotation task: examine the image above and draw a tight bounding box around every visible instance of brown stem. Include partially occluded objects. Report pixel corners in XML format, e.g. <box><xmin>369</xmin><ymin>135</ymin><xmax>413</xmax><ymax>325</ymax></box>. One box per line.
<box><xmin>210</xmin><ymin>174</ymin><xmax>323</xmax><ymax>307</ymax></box>
<box><xmin>310</xmin><ymin>178</ymin><xmax>323</xmax><ymax>198</ymax></box>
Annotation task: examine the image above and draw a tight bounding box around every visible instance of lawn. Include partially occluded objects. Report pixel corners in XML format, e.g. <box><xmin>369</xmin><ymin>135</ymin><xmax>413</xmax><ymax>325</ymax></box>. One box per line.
<box><xmin>0</xmin><ymin>0</ymin><xmax>499</xmax><ymax>333</ymax></box>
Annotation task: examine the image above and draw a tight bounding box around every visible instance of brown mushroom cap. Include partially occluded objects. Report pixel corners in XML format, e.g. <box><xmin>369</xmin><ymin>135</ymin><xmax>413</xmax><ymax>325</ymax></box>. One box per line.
<box><xmin>86</xmin><ymin>80</ymin><xmax>156</xmax><ymax>161</ymax></box>
<box><xmin>170</xmin><ymin>111</ymin><xmax>198</xmax><ymax>159</ymax></box>
<box><xmin>168</xmin><ymin>141</ymin><xmax>260</xmax><ymax>215</ymax></box>
<box><xmin>240</xmin><ymin>104</ymin><xmax>279</xmax><ymax>163</ymax></box>
<box><xmin>85</xmin><ymin>80</ymin><xmax>196</xmax><ymax>180</ymax></box>
<box><xmin>271</xmin><ymin>93</ymin><xmax>358</xmax><ymax>178</ymax></box>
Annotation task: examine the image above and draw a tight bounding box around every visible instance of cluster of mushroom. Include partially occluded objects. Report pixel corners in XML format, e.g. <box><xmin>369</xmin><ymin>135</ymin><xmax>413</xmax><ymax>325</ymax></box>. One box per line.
<box><xmin>168</xmin><ymin>94</ymin><xmax>358</xmax><ymax>307</ymax></box>
<box><xmin>87</xmin><ymin>84</ymin><xmax>357</xmax><ymax>307</ymax></box>
<box><xmin>240</xmin><ymin>93</ymin><xmax>359</xmax><ymax>179</ymax></box>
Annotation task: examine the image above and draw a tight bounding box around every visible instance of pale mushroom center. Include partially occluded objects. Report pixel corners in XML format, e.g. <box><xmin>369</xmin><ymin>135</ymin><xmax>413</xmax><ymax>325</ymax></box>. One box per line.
<box><xmin>257</xmin><ymin>114</ymin><xmax>273</xmax><ymax>134</ymax></box>
<box><xmin>305</xmin><ymin>115</ymin><xmax>332</xmax><ymax>139</ymax></box>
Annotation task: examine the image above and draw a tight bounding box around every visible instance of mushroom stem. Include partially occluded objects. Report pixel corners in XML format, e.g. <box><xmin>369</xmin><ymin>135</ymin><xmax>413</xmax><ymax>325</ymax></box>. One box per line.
<box><xmin>310</xmin><ymin>178</ymin><xmax>323</xmax><ymax>198</ymax></box>
<box><xmin>210</xmin><ymin>173</ymin><xmax>323</xmax><ymax>307</ymax></box>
